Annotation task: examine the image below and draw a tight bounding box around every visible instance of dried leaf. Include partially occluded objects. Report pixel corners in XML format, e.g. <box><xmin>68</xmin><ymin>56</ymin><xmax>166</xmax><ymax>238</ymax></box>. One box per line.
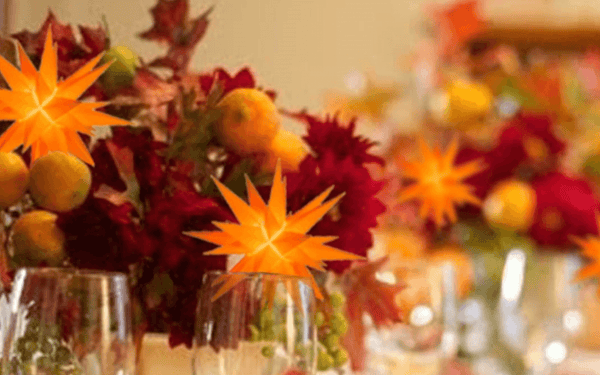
<box><xmin>341</xmin><ymin>257</ymin><xmax>405</xmax><ymax>371</ymax></box>
<box><xmin>140</xmin><ymin>0</ymin><xmax>212</xmax><ymax>72</ymax></box>
<box><xmin>93</xmin><ymin>141</ymin><xmax>143</xmax><ymax>215</ymax></box>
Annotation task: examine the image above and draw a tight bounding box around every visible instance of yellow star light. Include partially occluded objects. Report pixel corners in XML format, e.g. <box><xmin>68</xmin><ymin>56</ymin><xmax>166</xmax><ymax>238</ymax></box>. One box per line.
<box><xmin>398</xmin><ymin>137</ymin><xmax>485</xmax><ymax>227</ymax></box>
<box><xmin>187</xmin><ymin>161</ymin><xmax>362</xmax><ymax>300</ymax></box>
<box><xmin>0</xmin><ymin>30</ymin><xmax>130</xmax><ymax>165</ymax></box>
<box><xmin>573</xmin><ymin>216</ymin><xmax>600</xmax><ymax>295</ymax></box>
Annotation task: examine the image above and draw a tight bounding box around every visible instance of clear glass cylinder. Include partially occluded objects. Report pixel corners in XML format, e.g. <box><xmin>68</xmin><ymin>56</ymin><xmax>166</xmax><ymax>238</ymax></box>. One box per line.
<box><xmin>0</xmin><ymin>267</ymin><xmax>134</xmax><ymax>375</ymax></box>
<box><xmin>192</xmin><ymin>272</ymin><xmax>317</xmax><ymax>375</ymax></box>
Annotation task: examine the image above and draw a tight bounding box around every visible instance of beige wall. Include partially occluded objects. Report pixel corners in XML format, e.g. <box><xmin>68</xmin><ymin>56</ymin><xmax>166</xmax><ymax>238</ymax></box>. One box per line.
<box><xmin>12</xmin><ymin>0</ymin><xmax>600</xmax><ymax>132</ymax></box>
<box><xmin>11</xmin><ymin>0</ymin><xmax>431</xmax><ymax>114</ymax></box>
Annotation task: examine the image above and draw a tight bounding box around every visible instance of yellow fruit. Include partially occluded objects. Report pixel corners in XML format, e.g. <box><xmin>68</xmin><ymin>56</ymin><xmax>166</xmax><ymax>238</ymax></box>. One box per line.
<box><xmin>260</xmin><ymin>129</ymin><xmax>308</xmax><ymax>173</ymax></box>
<box><xmin>101</xmin><ymin>45</ymin><xmax>139</xmax><ymax>92</ymax></box>
<box><xmin>483</xmin><ymin>180</ymin><xmax>537</xmax><ymax>232</ymax></box>
<box><xmin>0</xmin><ymin>152</ymin><xmax>29</xmax><ymax>208</ymax></box>
<box><xmin>29</xmin><ymin>152</ymin><xmax>92</xmax><ymax>212</ymax></box>
<box><xmin>12</xmin><ymin>210</ymin><xmax>65</xmax><ymax>266</ymax></box>
<box><xmin>215</xmin><ymin>88</ymin><xmax>281</xmax><ymax>155</ymax></box>
<box><xmin>429</xmin><ymin>246</ymin><xmax>474</xmax><ymax>299</ymax></box>
<box><xmin>429</xmin><ymin>79</ymin><xmax>493</xmax><ymax>129</ymax></box>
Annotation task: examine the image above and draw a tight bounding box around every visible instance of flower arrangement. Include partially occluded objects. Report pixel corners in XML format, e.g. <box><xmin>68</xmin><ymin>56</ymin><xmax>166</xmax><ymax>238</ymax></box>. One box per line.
<box><xmin>328</xmin><ymin>0</ymin><xmax>600</xmax><ymax>371</ymax></box>
<box><xmin>0</xmin><ymin>0</ymin><xmax>396</xmax><ymax>373</ymax></box>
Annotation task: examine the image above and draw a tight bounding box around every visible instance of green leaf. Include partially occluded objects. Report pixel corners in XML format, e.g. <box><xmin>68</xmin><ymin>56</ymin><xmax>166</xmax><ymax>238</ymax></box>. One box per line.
<box><xmin>222</xmin><ymin>159</ymin><xmax>254</xmax><ymax>197</ymax></box>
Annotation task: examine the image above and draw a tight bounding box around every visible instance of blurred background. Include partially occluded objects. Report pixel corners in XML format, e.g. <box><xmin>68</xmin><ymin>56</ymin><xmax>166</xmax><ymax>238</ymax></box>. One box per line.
<box><xmin>6</xmin><ymin>0</ymin><xmax>599</xmax><ymax>121</ymax></box>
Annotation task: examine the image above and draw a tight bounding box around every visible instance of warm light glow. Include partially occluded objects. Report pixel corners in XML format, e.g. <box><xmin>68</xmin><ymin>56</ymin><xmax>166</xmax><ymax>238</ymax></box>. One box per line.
<box><xmin>398</xmin><ymin>137</ymin><xmax>485</xmax><ymax>227</ymax></box>
<box><xmin>500</xmin><ymin>249</ymin><xmax>526</xmax><ymax>302</ymax></box>
<box><xmin>187</xmin><ymin>161</ymin><xmax>362</xmax><ymax>300</ymax></box>
<box><xmin>0</xmin><ymin>30</ymin><xmax>130</xmax><ymax>165</ymax></box>
<box><xmin>545</xmin><ymin>340</ymin><xmax>567</xmax><ymax>364</ymax></box>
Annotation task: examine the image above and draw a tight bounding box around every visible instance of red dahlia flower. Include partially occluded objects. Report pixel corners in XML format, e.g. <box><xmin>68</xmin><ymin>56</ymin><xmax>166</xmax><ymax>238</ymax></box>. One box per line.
<box><xmin>529</xmin><ymin>172</ymin><xmax>600</xmax><ymax>248</ymax></box>
<box><xmin>285</xmin><ymin>114</ymin><xmax>386</xmax><ymax>273</ymax></box>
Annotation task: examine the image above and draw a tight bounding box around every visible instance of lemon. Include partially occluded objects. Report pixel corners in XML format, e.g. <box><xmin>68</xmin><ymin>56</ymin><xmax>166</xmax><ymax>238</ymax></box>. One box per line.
<box><xmin>483</xmin><ymin>180</ymin><xmax>537</xmax><ymax>232</ymax></box>
<box><xmin>29</xmin><ymin>152</ymin><xmax>92</xmax><ymax>212</ymax></box>
<box><xmin>101</xmin><ymin>45</ymin><xmax>139</xmax><ymax>92</ymax></box>
<box><xmin>12</xmin><ymin>210</ymin><xmax>65</xmax><ymax>266</ymax></box>
<box><xmin>260</xmin><ymin>129</ymin><xmax>308</xmax><ymax>172</ymax></box>
<box><xmin>0</xmin><ymin>152</ymin><xmax>29</xmax><ymax>208</ymax></box>
<box><xmin>215</xmin><ymin>88</ymin><xmax>281</xmax><ymax>155</ymax></box>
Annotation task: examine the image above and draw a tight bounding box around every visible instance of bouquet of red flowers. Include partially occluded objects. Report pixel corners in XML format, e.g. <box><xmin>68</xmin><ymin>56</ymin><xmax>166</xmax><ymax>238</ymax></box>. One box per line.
<box><xmin>0</xmin><ymin>0</ymin><xmax>394</xmax><ymax>371</ymax></box>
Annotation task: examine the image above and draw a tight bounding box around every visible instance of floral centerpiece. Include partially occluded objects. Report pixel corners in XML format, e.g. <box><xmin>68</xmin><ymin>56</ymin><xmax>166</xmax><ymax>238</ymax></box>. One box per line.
<box><xmin>0</xmin><ymin>0</ymin><xmax>400</xmax><ymax>374</ymax></box>
<box><xmin>328</xmin><ymin>0</ymin><xmax>600</xmax><ymax>373</ymax></box>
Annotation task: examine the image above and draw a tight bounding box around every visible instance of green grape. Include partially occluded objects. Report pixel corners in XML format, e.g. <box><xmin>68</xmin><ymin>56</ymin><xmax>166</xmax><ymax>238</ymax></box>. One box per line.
<box><xmin>16</xmin><ymin>338</ymin><xmax>28</xmax><ymax>354</ymax></box>
<box><xmin>24</xmin><ymin>341</ymin><xmax>37</xmax><ymax>353</ymax></box>
<box><xmin>332</xmin><ymin>348</ymin><xmax>349</xmax><ymax>367</ymax></box>
<box><xmin>330</xmin><ymin>292</ymin><xmax>346</xmax><ymax>310</ymax></box>
<box><xmin>323</xmin><ymin>333</ymin><xmax>340</xmax><ymax>350</ymax></box>
<box><xmin>262</xmin><ymin>326</ymin><xmax>275</xmax><ymax>341</ymax></box>
<box><xmin>54</xmin><ymin>347</ymin><xmax>71</xmax><ymax>363</ymax></box>
<box><xmin>315</xmin><ymin>311</ymin><xmax>325</xmax><ymax>327</ymax></box>
<box><xmin>259</xmin><ymin>309</ymin><xmax>274</xmax><ymax>330</ymax></box>
<box><xmin>261</xmin><ymin>346</ymin><xmax>275</xmax><ymax>358</ymax></box>
<box><xmin>275</xmin><ymin>325</ymin><xmax>287</xmax><ymax>342</ymax></box>
<box><xmin>36</xmin><ymin>356</ymin><xmax>52</xmax><ymax>370</ymax></box>
<box><xmin>330</xmin><ymin>313</ymin><xmax>348</xmax><ymax>336</ymax></box>
<box><xmin>40</xmin><ymin>340</ymin><xmax>53</xmax><ymax>354</ymax></box>
<box><xmin>317</xmin><ymin>349</ymin><xmax>334</xmax><ymax>371</ymax></box>
<box><xmin>249</xmin><ymin>325</ymin><xmax>260</xmax><ymax>342</ymax></box>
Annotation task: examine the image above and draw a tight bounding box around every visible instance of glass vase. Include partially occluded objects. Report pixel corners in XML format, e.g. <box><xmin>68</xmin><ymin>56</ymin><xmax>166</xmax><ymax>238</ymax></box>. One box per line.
<box><xmin>192</xmin><ymin>272</ymin><xmax>317</xmax><ymax>375</ymax></box>
<box><xmin>0</xmin><ymin>267</ymin><xmax>135</xmax><ymax>375</ymax></box>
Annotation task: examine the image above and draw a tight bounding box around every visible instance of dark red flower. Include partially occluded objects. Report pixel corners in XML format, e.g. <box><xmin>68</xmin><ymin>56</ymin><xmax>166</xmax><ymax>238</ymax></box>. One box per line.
<box><xmin>198</xmin><ymin>67</ymin><xmax>256</xmax><ymax>97</ymax></box>
<box><xmin>455</xmin><ymin>112</ymin><xmax>566</xmax><ymax>201</ymax></box>
<box><xmin>529</xmin><ymin>172</ymin><xmax>600</xmax><ymax>248</ymax></box>
<box><xmin>291</xmin><ymin>113</ymin><xmax>384</xmax><ymax>166</ymax></box>
<box><xmin>56</xmin><ymin>198</ymin><xmax>142</xmax><ymax>271</ymax></box>
<box><xmin>494</xmin><ymin>112</ymin><xmax>565</xmax><ymax>170</ymax></box>
<box><xmin>285</xmin><ymin>114</ymin><xmax>386</xmax><ymax>273</ymax></box>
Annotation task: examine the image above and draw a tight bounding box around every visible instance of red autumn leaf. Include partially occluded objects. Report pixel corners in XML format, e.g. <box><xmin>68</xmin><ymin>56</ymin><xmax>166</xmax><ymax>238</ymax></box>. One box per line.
<box><xmin>94</xmin><ymin>141</ymin><xmax>143</xmax><ymax>215</ymax></box>
<box><xmin>12</xmin><ymin>11</ymin><xmax>79</xmax><ymax>59</ymax></box>
<box><xmin>112</xmin><ymin>68</ymin><xmax>178</xmax><ymax>140</ymax></box>
<box><xmin>134</xmin><ymin>68</ymin><xmax>178</xmax><ymax>112</ymax></box>
<box><xmin>139</xmin><ymin>0</ymin><xmax>189</xmax><ymax>44</ymax></box>
<box><xmin>78</xmin><ymin>25</ymin><xmax>108</xmax><ymax>55</ymax></box>
<box><xmin>140</xmin><ymin>0</ymin><xmax>212</xmax><ymax>72</ymax></box>
<box><xmin>341</xmin><ymin>257</ymin><xmax>405</xmax><ymax>371</ymax></box>
<box><xmin>433</xmin><ymin>1</ymin><xmax>485</xmax><ymax>58</ymax></box>
<box><xmin>198</xmin><ymin>67</ymin><xmax>257</xmax><ymax>97</ymax></box>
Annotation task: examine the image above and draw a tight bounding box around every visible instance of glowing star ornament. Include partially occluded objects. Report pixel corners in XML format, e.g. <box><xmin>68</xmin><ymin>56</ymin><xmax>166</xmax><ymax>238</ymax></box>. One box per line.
<box><xmin>0</xmin><ymin>30</ymin><xmax>130</xmax><ymax>165</ymax></box>
<box><xmin>573</xmin><ymin>216</ymin><xmax>600</xmax><ymax>294</ymax></box>
<box><xmin>398</xmin><ymin>137</ymin><xmax>485</xmax><ymax>227</ymax></box>
<box><xmin>186</xmin><ymin>161</ymin><xmax>363</xmax><ymax>300</ymax></box>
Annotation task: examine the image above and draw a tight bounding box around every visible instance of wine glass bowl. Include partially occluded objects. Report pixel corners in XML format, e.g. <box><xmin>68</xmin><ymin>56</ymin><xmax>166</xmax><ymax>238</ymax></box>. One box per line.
<box><xmin>193</xmin><ymin>272</ymin><xmax>317</xmax><ymax>375</ymax></box>
<box><xmin>1</xmin><ymin>268</ymin><xmax>134</xmax><ymax>375</ymax></box>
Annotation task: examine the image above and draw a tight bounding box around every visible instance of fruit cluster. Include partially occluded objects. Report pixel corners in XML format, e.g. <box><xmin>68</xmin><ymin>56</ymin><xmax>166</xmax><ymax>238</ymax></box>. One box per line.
<box><xmin>215</xmin><ymin>88</ymin><xmax>307</xmax><ymax>173</ymax></box>
<box><xmin>0</xmin><ymin>151</ymin><xmax>91</xmax><ymax>267</ymax></box>
<box><xmin>248</xmin><ymin>304</ymin><xmax>311</xmax><ymax>361</ymax></box>
<box><xmin>244</xmin><ymin>291</ymin><xmax>350</xmax><ymax>371</ymax></box>
<box><xmin>316</xmin><ymin>292</ymin><xmax>349</xmax><ymax>372</ymax></box>
<box><xmin>7</xmin><ymin>320</ymin><xmax>81</xmax><ymax>375</ymax></box>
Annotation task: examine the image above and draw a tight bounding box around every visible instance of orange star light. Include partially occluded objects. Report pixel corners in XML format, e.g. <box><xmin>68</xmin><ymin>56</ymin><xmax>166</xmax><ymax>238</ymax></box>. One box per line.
<box><xmin>573</xmin><ymin>216</ymin><xmax>600</xmax><ymax>294</ymax></box>
<box><xmin>0</xmin><ymin>30</ymin><xmax>130</xmax><ymax>165</ymax></box>
<box><xmin>398</xmin><ymin>137</ymin><xmax>485</xmax><ymax>227</ymax></box>
<box><xmin>187</xmin><ymin>161</ymin><xmax>363</xmax><ymax>300</ymax></box>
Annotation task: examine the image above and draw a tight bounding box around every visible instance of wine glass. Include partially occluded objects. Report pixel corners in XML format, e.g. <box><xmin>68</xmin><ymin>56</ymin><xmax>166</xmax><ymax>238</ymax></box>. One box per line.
<box><xmin>366</xmin><ymin>260</ymin><xmax>455</xmax><ymax>375</ymax></box>
<box><xmin>1</xmin><ymin>268</ymin><xmax>134</xmax><ymax>375</ymax></box>
<box><xmin>192</xmin><ymin>271</ymin><xmax>317</xmax><ymax>375</ymax></box>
